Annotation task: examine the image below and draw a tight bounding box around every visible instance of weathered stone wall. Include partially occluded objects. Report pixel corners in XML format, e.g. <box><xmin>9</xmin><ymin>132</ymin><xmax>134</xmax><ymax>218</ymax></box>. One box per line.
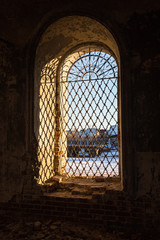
<box><xmin>121</xmin><ymin>11</ymin><xmax>160</xmax><ymax>196</ymax></box>
<box><xmin>0</xmin><ymin>0</ymin><xmax>160</xmax><ymax>231</ymax></box>
<box><xmin>0</xmin><ymin>40</ymin><xmax>26</xmax><ymax>201</ymax></box>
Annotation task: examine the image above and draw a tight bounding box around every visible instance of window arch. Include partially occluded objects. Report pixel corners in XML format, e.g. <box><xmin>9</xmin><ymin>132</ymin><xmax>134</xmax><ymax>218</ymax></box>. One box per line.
<box><xmin>34</xmin><ymin>17</ymin><xmax>121</xmax><ymax>184</ymax></box>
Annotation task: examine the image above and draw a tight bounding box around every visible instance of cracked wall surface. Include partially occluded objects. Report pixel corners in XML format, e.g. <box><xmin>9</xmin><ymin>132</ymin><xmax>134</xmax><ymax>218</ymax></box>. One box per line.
<box><xmin>0</xmin><ymin>0</ymin><xmax>160</xmax><ymax>230</ymax></box>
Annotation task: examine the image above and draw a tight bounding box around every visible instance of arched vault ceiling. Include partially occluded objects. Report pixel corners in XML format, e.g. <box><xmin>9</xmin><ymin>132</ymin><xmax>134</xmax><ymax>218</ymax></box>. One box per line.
<box><xmin>35</xmin><ymin>16</ymin><xmax>120</xmax><ymax>73</ymax></box>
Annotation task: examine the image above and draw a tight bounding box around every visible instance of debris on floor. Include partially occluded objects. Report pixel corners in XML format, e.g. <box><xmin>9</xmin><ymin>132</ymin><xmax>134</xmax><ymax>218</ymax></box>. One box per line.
<box><xmin>0</xmin><ymin>217</ymin><xmax>158</xmax><ymax>240</ymax></box>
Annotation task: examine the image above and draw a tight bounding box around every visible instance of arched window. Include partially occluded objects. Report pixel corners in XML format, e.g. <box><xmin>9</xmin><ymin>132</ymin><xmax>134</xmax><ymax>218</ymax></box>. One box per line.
<box><xmin>34</xmin><ymin>17</ymin><xmax>121</xmax><ymax>184</ymax></box>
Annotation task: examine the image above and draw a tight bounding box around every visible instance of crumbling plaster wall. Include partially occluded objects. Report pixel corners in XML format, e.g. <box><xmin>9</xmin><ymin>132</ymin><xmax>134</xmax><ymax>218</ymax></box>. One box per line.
<box><xmin>35</xmin><ymin>16</ymin><xmax>120</xmax><ymax>72</ymax></box>
<box><xmin>0</xmin><ymin>40</ymin><xmax>26</xmax><ymax>201</ymax></box>
<box><xmin>0</xmin><ymin>0</ymin><xmax>160</xmax><ymax>202</ymax></box>
<box><xmin>123</xmin><ymin>12</ymin><xmax>160</xmax><ymax>196</ymax></box>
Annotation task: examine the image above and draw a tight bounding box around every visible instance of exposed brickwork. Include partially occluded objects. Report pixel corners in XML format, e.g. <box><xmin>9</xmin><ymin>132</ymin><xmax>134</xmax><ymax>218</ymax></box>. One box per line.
<box><xmin>0</xmin><ymin>191</ymin><xmax>159</xmax><ymax>233</ymax></box>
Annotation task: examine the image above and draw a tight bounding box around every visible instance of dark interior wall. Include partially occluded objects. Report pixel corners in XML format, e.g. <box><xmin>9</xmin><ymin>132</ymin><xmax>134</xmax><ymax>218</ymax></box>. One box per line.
<box><xmin>123</xmin><ymin>11</ymin><xmax>160</xmax><ymax>196</ymax></box>
<box><xmin>0</xmin><ymin>0</ymin><xmax>160</xmax><ymax>202</ymax></box>
<box><xmin>0</xmin><ymin>40</ymin><xmax>26</xmax><ymax>201</ymax></box>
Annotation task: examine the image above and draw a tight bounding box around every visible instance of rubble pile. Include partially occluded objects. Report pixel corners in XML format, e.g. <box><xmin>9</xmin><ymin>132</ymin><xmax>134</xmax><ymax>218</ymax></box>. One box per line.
<box><xmin>0</xmin><ymin>217</ymin><xmax>157</xmax><ymax>240</ymax></box>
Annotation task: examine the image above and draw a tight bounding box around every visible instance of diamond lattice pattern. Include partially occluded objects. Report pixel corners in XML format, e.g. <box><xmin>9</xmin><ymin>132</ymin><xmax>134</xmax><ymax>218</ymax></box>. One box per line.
<box><xmin>60</xmin><ymin>46</ymin><xmax>119</xmax><ymax>177</ymax></box>
<box><xmin>37</xmin><ymin>59</ymin><xmax>59</xmax><ymax>183</ymax></box>
<box><xmin>37</xmin><ymin>47</ymin><xmax>119</xmax><ymax>183</ymax></box>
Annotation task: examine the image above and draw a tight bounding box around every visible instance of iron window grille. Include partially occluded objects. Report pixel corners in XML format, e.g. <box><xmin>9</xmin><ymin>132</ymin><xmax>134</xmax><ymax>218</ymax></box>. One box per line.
<box><xmin>36</xmin><ymin>45</ymin><xmax>119</xmax><ymax>184</ymax></box>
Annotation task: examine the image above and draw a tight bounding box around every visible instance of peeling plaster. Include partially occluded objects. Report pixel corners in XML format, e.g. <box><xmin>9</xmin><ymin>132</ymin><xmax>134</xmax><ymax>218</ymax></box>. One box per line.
<box><xmin>36</xmin><ymin>16</ymin><xmax>120</xmax><ymax>71</ymax></box>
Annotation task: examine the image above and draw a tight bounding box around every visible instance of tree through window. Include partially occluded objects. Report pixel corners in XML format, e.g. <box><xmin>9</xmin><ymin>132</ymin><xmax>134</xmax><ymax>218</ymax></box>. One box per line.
<box><xmin>36</xmin><ymin>44</ymin><xmax>119</xmax><ymax>184</ymax></box>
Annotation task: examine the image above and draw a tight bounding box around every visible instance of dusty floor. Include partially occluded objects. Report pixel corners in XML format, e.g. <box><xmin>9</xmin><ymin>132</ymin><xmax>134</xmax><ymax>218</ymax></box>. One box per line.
<box><xmin>0</xmin><ymin>217</ymin><xmax>158</xmax><ymax>240</ymax></box>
